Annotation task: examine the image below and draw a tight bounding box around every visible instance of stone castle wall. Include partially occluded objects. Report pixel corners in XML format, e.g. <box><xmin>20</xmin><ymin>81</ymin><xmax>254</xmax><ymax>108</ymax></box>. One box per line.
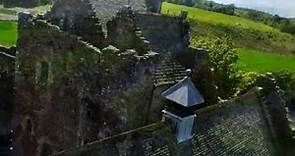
<box><xmin>135</xmin><ymin>13</ymin><xmax>190</xmax><ymax>54</ymax></box>
<box><xmin>47</xmin><ymin>0</ymin><xmax>106</xmax><ymax>48</ymax></box>
<box><xmin>10</xmin><ymin>1</ymin><xmax>248</xmax><ymax>156</ymax></box>
<box><xmin>255</xmin><ymin>75</ymin><xmax>295</xmax><ymax>155</ymax></box>
<box><xmin>14</xmin><ymin>12</ymin><xmax>160</xmax><ymax>155</ymax></box>
<box><xmin>0</xmin><ymin>46</ymin><xmax>15</xmax><ymax>116</ymax></box>
<box><xmin>0</xmin><ymin>43</ymin><xmax>16</xmax><ymax>156</ymax></box>
<box><xmin>53</xmin><ymin>123</ymin><xmax>176</xmax><ymax>156</ymax></box>
<box><xmin>0</xmin><ymin>46</ymin><xmax>15</xmax><ymax>74</ymax></box>
<box><xmin>15</xmin><ymin>13</ymin><xmax>103</xmax><ymax>155</ymax></box>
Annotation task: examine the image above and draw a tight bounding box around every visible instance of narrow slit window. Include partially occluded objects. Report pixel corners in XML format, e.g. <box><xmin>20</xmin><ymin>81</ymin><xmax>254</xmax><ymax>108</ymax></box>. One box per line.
<box><xmin>36</xmin><ymin>61</ymin><xmax>49</xmax><ymax>86</ymax></box>
<box><xmin>40</xmin><ymin>62</ymin><xmax>49</xmax><ymax>82</ymax></box>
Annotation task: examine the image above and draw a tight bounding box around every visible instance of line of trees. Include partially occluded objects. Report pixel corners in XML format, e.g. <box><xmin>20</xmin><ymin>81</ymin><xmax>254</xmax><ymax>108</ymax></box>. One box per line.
<box><xmin>2</xmin><ymin>0</ymin><xmax>52</xmax><ymax>8</ymax></box>
<box><xmin>246</xmin><ymin>11</ymin><xmax>295</xmax><ymax>35</ymax></box>
<box><xmin>165</xmin><ymin>0</ymin><xmax>236</xmax><ymax>15</ymax></box>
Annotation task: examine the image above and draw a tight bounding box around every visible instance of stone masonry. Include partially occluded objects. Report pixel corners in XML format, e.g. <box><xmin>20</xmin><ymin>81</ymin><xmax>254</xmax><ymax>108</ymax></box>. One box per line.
<box><xmin>52</xmin><ymin>90</ymin><xmax>275</xmax><ymax>156</ymax></box>
<box><xmin>4</xmin><ymin>0</ymin><xmax>288</xmax><ymax>155</ymax></box>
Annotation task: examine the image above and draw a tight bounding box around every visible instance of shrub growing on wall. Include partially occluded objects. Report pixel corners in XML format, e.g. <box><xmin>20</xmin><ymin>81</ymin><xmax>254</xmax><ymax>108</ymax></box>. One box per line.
<box><xmin>272</xmin><ymin>70</ymin><xmax>295</xmax><ymax>108</ymax></box>
<box><xmin>273</xmin><ymin>70</ymin><xmax>295</xmax><ymax>91</ymax></box>
<box><xmin>192</xmin><ymin>36</ymin><xmax>240</xmax><ymax>98</ymax></box>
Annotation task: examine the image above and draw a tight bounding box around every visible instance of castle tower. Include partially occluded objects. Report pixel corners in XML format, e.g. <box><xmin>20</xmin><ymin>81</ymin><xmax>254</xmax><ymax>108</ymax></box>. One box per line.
<box><xmin>161</xmin><ymin>69</ymin><xmax>205</xmax><ymax>143</ymax></box>
<box><xmin>145</xmin><ymin>0</ymin><xmax>162</xmax><ymax>13</ymax></box>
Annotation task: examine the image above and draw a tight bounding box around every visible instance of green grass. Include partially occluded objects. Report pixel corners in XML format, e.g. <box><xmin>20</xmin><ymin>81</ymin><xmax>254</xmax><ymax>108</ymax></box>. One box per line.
<box><xmin>162</xmin><ymin>2</ymin><xmax>295</xmax><ymax>54</ymax></box>
<box><xmin>162</xmin><ymin>2</ymin><xmax>276</xmax><ymax>33</ymax></box>
<box><xmin>0</xmin><ymin>20</ymin><xmax>17</xmax><ymax>47</ymax></box>
<box><xmin>162</xmin><ymin>2</ymin><xmax>295</xmax><ymax>73</ymax></box>
<box><xmin>237</xmin><ymin>48</ymin><xmax>295</xmax><ymax>73</ymax></box>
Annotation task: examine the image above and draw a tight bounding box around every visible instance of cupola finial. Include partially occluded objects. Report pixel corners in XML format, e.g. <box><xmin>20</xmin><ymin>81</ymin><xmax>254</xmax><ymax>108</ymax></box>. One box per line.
<box><xmin>186</xmin><ymin>69</ymin><xmax>192</xmax><ymax>77</ymax></box>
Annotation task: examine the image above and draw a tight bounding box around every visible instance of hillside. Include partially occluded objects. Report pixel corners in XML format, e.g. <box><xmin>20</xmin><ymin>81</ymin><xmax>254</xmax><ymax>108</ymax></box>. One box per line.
<box><xmin>162</xmin><ymin>2</ymin><xmax>295</xmax><ymax>55</ymax></box>
<box><xmin>237</xmin><ymin>48</ymin><xmax>295</xmax><ymax>73</ymax></box>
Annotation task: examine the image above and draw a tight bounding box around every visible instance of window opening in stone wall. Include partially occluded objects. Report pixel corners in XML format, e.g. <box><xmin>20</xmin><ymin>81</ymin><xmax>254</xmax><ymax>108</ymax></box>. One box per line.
<box><xmin>36</xmin><ymin>61</ymin><xmax>49</xmax><ymax>86</ymax></box>
<box><xmin>40</xmin><ymin>62</ymin><xmax>49</xmax><ymax>83</ymax></box>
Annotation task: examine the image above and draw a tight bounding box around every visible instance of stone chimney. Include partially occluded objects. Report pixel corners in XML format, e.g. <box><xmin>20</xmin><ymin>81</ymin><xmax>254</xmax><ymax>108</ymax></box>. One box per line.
<box><xmin>146</xmin><ymin>0</ymin><xmax>162</xmax><ymax>13</ymax></box>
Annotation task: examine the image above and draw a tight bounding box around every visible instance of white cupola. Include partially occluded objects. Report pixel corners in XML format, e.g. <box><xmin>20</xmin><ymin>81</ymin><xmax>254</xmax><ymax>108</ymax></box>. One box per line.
<box><xmin>161</xmin><ymin>69</ymin><xmax>204</xmax><ymax>143</ymax></box>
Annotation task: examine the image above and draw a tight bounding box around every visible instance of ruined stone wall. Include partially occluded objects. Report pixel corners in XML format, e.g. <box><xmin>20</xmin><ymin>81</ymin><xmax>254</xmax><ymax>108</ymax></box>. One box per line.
<box><xmin>15</xmin><ymin>12</ymin><xmax>160</xmax><ymax>156</ymax></box>
<box><xmin>191</xmin><ymin>49</ymin><xmax>217</xmax><ymax>104</ymax></box>
<box><xmin>0</xmin><ymin>46</ymin><xmax>15</xmax><ymax>156</ymax></box>
<box><xmin>106</xmin><ymin>6</ymin><xmax>151</xmax><ymax>54</ymax></box>
<box><xmin>146</xmin><ymin>0</ymin><xmax>163</xmax><ymax>13</ymax></box>
<box><xmin>98</xmin><ymin>45</ymin><xmax>159</xmax><ymax>132</ymax></box>
<box><xmin>106</xmin><ymin>7</ymin><xmax>138</xmax><ymax>50</ymax></box>
<box><xmin>47</xmin><ymin>0</ymin><xmax>106</xmax><ymax>48</ymax></box>
<box><xmin>135</xmin><ymin>13</ymin><xmax>190</xmax><ymax>54</ymax></box>
<box><xmin>53</xmin><ymin>123</ymin><xmax>177</xmax><ymax>156</ymax></box>
<box><xmin>0</xmin><ymin>46</ymin><xmax>15</xmax><ymax>116</ymax></box>
<box><xmin>255</xmin><ymin>75</ymin><xmax>295</xmax><ymax>155</ymax></box>
<box><xmin>15</xmin><ymin>13</ymin><xmax>103</xmax><ymax>155</ymax></box>
<box><xmin>0</xmin><ymin>46</ymin><xmax>15</xmax><ymax>56</ymax></box>
<box><xmin>0</xmin><ymin>46</ymin><xmax>15</xmax><ymax>74</ymax></box>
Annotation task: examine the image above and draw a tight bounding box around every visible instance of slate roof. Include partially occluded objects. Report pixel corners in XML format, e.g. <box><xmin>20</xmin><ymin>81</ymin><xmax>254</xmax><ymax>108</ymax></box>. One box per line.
<box><xmin>153</xmin><ymin>54</ymin><xmax>187</xmax><ymax>87</ymax></box>
<box><xmin>52</xmin><ymin>91</ymin><xmax>275</xmax><ymax>156</ymax></box>
<box><xmin>161</xmin><ymin>76</ymin><xmax>205</xmax><ymax>107</ymax></box>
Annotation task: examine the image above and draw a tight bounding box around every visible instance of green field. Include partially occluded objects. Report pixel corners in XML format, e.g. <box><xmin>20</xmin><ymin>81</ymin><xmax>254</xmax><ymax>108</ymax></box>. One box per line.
<box><xmin>237</xmin><ymin>48</ymin><xmax>295</xmax><ymax>73</ymax></box>
<box><xmin>162</xmin><ymin>2</ymin><xmax>295</xmax><ymax>54</ymax></box>
<box><xmin>162</xmin><ymin>2</ymin><xmax>295</xmax><ymax>73</ymax></box>
<box><xmin>0</xmin><ymin>20</ymin><xmax>17</xmax><ymax>47</ymax></box>
<box><xmin>162</xmin><ymin>2</ymin><xmax>275</xmax><ymax>32</ymax></box>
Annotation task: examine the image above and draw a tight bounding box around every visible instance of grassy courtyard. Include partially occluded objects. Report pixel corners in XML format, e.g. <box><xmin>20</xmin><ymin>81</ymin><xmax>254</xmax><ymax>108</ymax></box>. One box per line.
<box><xmin>0</xmin><ymin>20</ymin><xmax>17</xmax><ymax>47</ymax></box>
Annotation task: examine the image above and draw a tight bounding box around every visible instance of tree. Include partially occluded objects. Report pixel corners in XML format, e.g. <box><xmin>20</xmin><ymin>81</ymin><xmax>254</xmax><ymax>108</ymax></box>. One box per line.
<box><xmin>281</xmin><ymin>23</ymin><xmax>295</xmax><ymax>35</ymax></box>
<box><xmin>273</xmin><ymin>70</ymin><xmax>295</xmax><ymax>91</ymax></box>
<box><xmin>272</xmin><ymin>70</ymin><xmax>295</xmax><ymax>110</ymax></box>
<box><xmin>192</xmin><ymin>36</ymin><xmax>239</xmax><ymax>98</ymax></box>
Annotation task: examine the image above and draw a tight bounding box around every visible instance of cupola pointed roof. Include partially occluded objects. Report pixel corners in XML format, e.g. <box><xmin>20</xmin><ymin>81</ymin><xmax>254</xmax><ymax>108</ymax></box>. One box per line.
<box><xmin>161</xmin><ymin>69</ymin><xmax>205</xmax><ymax>107</ymax></box>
